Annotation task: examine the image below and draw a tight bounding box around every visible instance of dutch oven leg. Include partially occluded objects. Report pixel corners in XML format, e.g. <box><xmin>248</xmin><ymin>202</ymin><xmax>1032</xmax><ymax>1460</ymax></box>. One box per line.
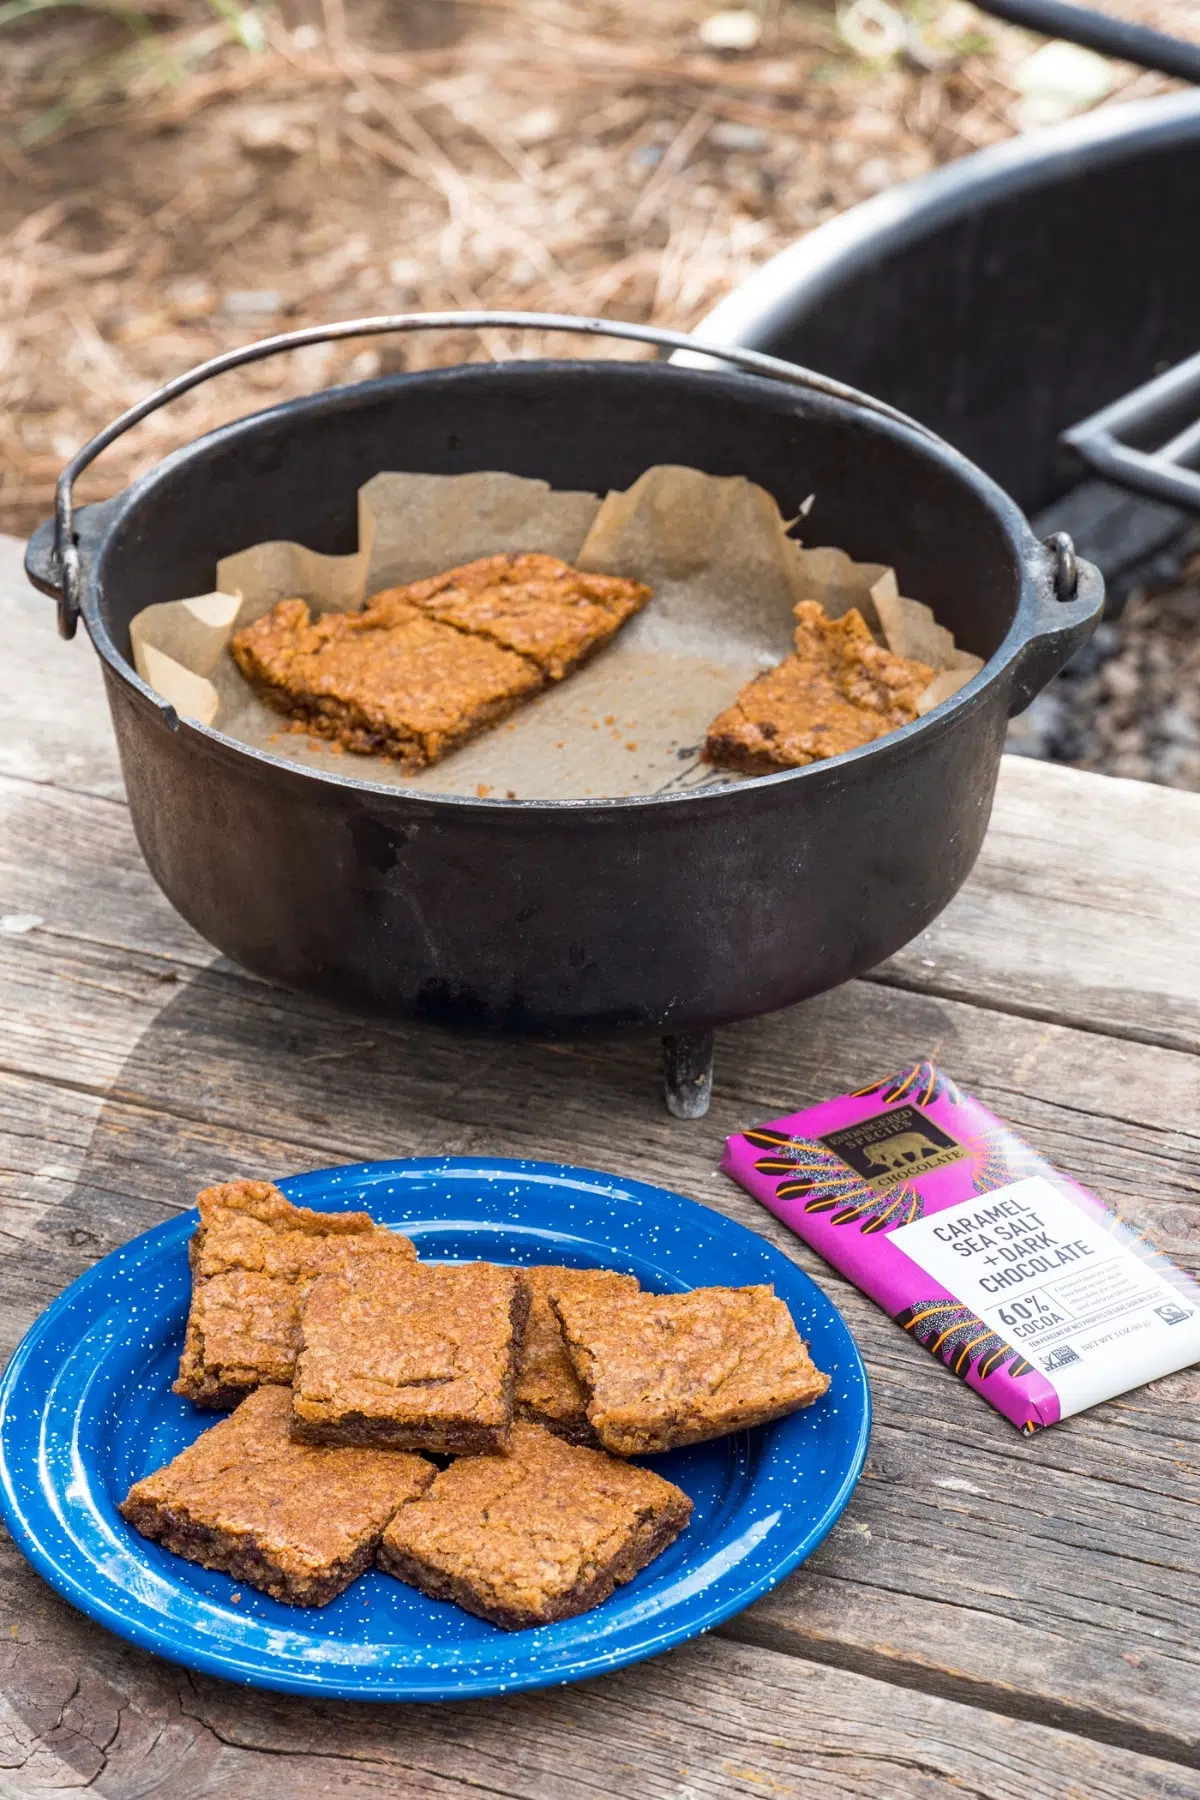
<box><xmin>662</xmin><ymin>1031</ymin><xmax>714</xmax><ymax>1120</ymax></box>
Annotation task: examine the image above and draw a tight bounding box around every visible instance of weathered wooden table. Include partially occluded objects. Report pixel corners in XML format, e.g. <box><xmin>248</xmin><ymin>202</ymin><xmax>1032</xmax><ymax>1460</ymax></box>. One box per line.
<box><xmin>2</xmin><ymin>530</ymin><xmax>1199</xmax><ymax>1799</ymax></box>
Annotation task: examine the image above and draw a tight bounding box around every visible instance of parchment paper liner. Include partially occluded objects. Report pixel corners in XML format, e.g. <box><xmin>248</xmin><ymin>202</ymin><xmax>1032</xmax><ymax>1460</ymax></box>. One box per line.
<box><xmin>129</xmin><ymin>466</ymin><xmax>983</xmax><ymax>801</ymax></box>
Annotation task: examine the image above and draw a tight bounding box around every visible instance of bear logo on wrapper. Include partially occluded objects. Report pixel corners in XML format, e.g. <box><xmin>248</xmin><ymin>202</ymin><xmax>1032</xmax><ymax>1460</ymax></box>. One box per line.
<box><xmin>724</xmin><ymin>1061</ymin><xmax>1200</xmax><ymax>1433</ymax></box>
<box><xmin>818</xmin><ymin>1104</ymin><xmax>969</xmax><ymax>1192</ymax></box>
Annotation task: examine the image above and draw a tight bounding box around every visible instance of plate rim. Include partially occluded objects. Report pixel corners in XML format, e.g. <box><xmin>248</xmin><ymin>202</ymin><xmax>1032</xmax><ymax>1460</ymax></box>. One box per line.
<box><xmin>0</xmin><ymin>1155</ymin><xmax>871</xmax><ymax>1700</ymax></box>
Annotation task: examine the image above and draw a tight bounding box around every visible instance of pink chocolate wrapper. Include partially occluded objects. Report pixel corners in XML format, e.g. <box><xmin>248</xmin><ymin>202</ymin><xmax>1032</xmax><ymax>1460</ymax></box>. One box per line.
<box><xmin>723</xmin><ymin>1060</ymin><xmax>1200</xmax><ymax>1433</ymax></box>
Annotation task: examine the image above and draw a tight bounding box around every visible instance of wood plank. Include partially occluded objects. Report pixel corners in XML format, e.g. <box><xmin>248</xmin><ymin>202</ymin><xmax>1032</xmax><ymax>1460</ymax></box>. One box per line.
<box><xmin>2</xmin><ymin>1555</ymin><xmax>1196</xmax><ymax>1799</ymax></box>
<box><xmin>879</xmin><ymin>754</ymin><xmax>1200</xmax><ymax>1056</ymax></box>
<box><xmin>0</xmin><ymin>941</ymin><xmax>1197</xmax><ymax>1761</ymax></box>
<box><xmin>4</xmin><ymin>533</ymin><xmax>1200</xmax><ymax>1053</ymax></box>
<box><xmin>0</xmin><ymin>535</ymin><xmax>124</xmax><ymax>803</ymax></box>
<box><xmin>6</xmin><ymin>536</ymin><xmax>1200</xmax><ymax>1773</ymax></box>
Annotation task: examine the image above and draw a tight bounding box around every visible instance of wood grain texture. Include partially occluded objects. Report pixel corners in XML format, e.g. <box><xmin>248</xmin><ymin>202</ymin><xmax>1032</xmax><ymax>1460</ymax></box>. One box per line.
<box><xmin>879</xmin><ymin>754</ymin><xmax>1200</xmax><ymax>1055</ymax></box>
<box><xmin>2</xmin><ymin>538</ymin><xmax>1199</xmax><ymax>1052</ymax></box>
<box><xmin>4</xmin><ymin>539</ymin><xmax>1200</xmax><ymax>1788</ymax></box>
<box><xmin>0</xmin><ymin>536</ymin><xmax>124</xmax><ymax>803</ymax></box>
<box><xmin>3</xmin><ymin>1558</ymin><xmax>1197</xmax><ymax>1800</ymax></box>
<box><xmin>0</xmin><ymin>940</ymin><xmax>1197</xmax><ymax>1761</ymax></box>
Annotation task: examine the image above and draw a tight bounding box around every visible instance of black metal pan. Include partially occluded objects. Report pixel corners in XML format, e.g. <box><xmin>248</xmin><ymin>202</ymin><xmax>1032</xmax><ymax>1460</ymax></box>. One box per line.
<box><xmin>24</xmin><ymin>315</ymin><xmax>1104</xmax><ymax>1114</ymax></box>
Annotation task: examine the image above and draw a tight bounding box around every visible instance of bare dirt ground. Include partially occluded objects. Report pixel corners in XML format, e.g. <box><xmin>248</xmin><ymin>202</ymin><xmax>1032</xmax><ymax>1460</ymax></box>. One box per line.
<box><xmin>3</xmin><ymin>0</ymin><xmax>1195</xmax><ymax>788</ymax></box>
<box><xmin>1</xmin><ymin>0</ymin><xmax>1186</xmax><ymax>536</ymax></box>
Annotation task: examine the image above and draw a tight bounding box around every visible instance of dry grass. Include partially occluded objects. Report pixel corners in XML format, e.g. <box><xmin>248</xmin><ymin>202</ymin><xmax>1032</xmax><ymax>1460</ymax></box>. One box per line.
<box><xmin>0</xmin><ymin>0</ymin><xmax>1185</xmax><ymax>535</ymax></box>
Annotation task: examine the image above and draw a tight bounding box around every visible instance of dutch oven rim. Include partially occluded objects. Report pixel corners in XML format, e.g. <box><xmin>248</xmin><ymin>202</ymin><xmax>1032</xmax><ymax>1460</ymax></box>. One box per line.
<box><xmin>28</xmin><ymin>353</ymin><xmax>1098</xmax><ymax>817</ymax></box>
<box><xmin>695</xmin><ymin>89</ymin><xmax>1200</xmax><ymax>361</ymax></box>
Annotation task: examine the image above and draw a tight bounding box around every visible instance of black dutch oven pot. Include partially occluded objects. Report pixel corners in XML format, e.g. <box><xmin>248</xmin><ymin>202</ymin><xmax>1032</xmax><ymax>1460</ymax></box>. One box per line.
<box><xmin>25</xmin><ymin>314</ymin><xmax>1104</xmax><ymax>1115</ymax></box>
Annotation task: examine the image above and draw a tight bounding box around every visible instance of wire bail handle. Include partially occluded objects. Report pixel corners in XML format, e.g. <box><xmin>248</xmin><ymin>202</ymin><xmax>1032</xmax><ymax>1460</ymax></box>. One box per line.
<box><xmin>50</xmin><ymin>309</ymin><xmax>948</xmax><ymax>639</ymax></box>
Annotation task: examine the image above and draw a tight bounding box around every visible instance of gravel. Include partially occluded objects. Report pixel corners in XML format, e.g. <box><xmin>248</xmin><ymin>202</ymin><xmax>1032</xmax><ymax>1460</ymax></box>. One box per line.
<box><xmin>1006</xmin><ymin>538</ymin><xmax>1200</xmax><ymax>790</ymax></box>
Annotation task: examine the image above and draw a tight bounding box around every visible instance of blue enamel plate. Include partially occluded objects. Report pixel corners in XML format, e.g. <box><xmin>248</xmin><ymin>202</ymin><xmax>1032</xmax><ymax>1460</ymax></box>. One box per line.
<box><xmin>0</xmin><ymin>1158</ymin><xmax>870</xmax><ymax>1699</ymax></box>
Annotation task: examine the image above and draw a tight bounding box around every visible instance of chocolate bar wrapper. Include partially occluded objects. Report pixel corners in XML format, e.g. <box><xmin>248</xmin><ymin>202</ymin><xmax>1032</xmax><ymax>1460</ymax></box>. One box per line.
<box><xmin>722</xmin><ymin>1060</ymin><xmax>1200</xmax><ymax>1433</ymax></box>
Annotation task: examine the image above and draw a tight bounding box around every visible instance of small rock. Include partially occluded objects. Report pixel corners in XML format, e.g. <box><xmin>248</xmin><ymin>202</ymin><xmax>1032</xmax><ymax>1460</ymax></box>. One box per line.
<box><xmin>1006</xmin><ymin>690</ymin><xmax>1071</xmax><ymax>760</ymax></box>
<box><xmin>698</xmin><ymin>10</ymin><xmax>762</xmax><ymax>51</ymax></box>
<box><xmin>0</xmin><ymin>913</ymin><xmax>42</xmax><ymax>934</ymax></box>
<box><xmin>221</xmin><ymin>290</ymin><xmax>283</xmax><ymax>318</ymax></box>
<box><xmin>237</xmin><ymin>111</ymin><xmax>310</xmax><ymax>158</ymax></box>
<box><xmin>1157</xmin><ymin>745</ymin><xmax>1200</xmax><ymax>788</ymax></box>
<box><xmin>709</xmin><ymin>122</ymin><xmax>769</xmax><ymax>152</ymax></box>
<box><xmin>1101</xmin><ymin>658</ymin><xmax>1140</xmax><ymax>702</ymax></box>
<box><xmin>1013</xmin><ymin>41</ymin><xmax>1114</xmax><ymax>129</ymax></box>
<box><xmin>511</xmin><ymin>105</ymin><xmax>560</xmax><ymax>145</ymax></box>
<box><xmin>164</xmin><ymin>276</ymin><xmax>216</xmax><ymax>320</ymax></box>
<box><xmin>1110</xmin><ymin>749</ymin><xmax>1153</xmax><ymax>781</ymax></box>
<box><xmin>1158</xmin><ymin>704</ymin><xmax>1200</xmax><ymax>747</ymax></box>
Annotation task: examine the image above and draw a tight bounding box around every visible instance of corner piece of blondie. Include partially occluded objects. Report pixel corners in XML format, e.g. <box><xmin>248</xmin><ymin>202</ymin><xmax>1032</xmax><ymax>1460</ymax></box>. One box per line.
<box><xmin>120</xmin><ymin>1384</ymin><xmax>434</xmax><ymax>1606</ymax></box>
<box><xmin>551</xmin><ymin>1282</ymin><xmax>830</xmax><ymax>1455</ymax></box>
<box><xmin>704</xmin><ymin>602</ymin><xmax>933</xmax><ymax>774</ymax></box>
<box><xmin>173</xmin><ymin>1179</ymin><xmax>414</xmax><ymax>1409</ymax></box>
<box><xmin>377</xmin><ymin>1419</ymin><xmax>692</xmax><ymax>1629</ymax></box>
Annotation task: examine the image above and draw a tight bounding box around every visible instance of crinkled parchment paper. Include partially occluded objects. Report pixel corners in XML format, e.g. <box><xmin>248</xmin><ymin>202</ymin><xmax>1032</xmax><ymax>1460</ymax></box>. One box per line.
<box><xmin>129</xmin><ymin>466</ymin><xmax>983</xmax><ymax>800</ymax></box>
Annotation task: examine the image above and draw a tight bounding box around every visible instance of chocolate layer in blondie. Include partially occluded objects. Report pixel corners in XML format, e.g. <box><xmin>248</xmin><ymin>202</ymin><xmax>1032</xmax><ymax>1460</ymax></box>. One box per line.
<box><xmin>173</xmin><ymin>1180</ymin><xmax>415</xmax><ymax>1409</ymax></box>
<box><xmin>514</xmin><ymin>1265</ymin><xmax>641</xmax><ymax>1445</ymax></box>
<box><xmin>291</xmin><ymin>1260</ymin><xmax>531</xmax><ymax>1454</ymax></box>
<box><xmin>704</xmin><ymin>601</ymin><xmax>933</xmax><ymax>774</ymax></box>
<box><xmin>231</xmin><ymin>595</ymin><xmax>543</xmax><ymax>768</ymax></box>
<box><xmin>552</xmin><ymin>1282</ymin><xmax>830</xmax><ymax>1455</ymax></box>
<box><xmin>120</xmin><ymin>1385</ymin><xmax>434</xmax><ymax>1606</ymax></box>
<box><xmin>371</xmin><ymin>553</ymin><xmax>651</xmax><ymax>681</ymax></box>
<box><xmin>377</xmin><ymin>1420</ymin><xmax>692</xmax><ymax>1629</ymax></box>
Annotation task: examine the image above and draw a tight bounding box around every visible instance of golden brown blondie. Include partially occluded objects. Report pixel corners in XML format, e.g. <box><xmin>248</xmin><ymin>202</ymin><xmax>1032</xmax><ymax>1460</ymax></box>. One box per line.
<box><xmin>552</xmin><ymin>1283</ymin><xmax>830</xmax><ymax>1455</ymax></box>
<box><xmin>377</xmin><ymin>1420</ymin><xmax>692</xmax><ymax>1629</ymax></box>
<box><xmin>173</xmin><ymin>1180</ymin><xmax>415</xmax><ymax>1409</ymax></box>
<box><xmin>120</xmin><ymin>1385</ymin><xmax>434</xmax><ymax>1606</ymax></box>
<box><xmin>291</xmin><ymin>1259</ymin><xmax>531</xmax><ymax>1454</ymax></box>
<box><xmin>371</xmin><ymin>553</ymin><xmax>651</xmax><ymax>681</ymax></box>
<box><xmin>231</xmin><ymin>595</ymin><xmax>543</xmax><ymax>768</ymax></box>
<box><xmin>514</xmin><ymin>1265</ymin><xmax>641</xmax><ymax>1445</ymax></box>
<box><xmin>704</xmin><ymin>601</ymin><xmax>933</xmax><ymax>774</ymax></box>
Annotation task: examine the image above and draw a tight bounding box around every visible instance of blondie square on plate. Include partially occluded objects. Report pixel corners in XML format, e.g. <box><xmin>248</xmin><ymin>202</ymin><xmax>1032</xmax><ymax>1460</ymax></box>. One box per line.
<box><xmin>173</xmin><ymin>1180</ymin><xmax>416</xmax><ymax>1409</ymax></box>
<box><xmin>120</xmin><ymin>1385</ymin><xmax>434</xmax><ymax>1606</ymax></box>
<box><xmin>377</xmin><ymin>1420</ymin><xmax>692</xmax><ymax>1629</ymax></box>
<box><xmin>704</xmin><ymin>601</ymin><xmax>933</xmax><ymax>775</ymax></box>
<box><xmin>291</xmin><ymin>1260</ymin><xmax>531</xmax><ymax>1455</ymax></box>
<box><xmin>231</xmin><ymin>595</ymin><xmax>544</xmax><ymax>768</ymax></box>
<box><xmin>551</xmin><ymin>1283</ymin><xmax>830</xmax><ymax>1456</ymax></box>
<box><xmin>514</xmin><ymin>1266</ymin><xmax>641</xmax><ymax>1445</ymax></box>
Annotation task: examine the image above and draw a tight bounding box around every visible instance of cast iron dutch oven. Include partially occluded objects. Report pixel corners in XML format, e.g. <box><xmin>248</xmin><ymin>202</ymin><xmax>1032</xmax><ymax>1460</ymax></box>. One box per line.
<box><xmin>25</xmin><ymin>314</ymin><xmax>1103</xmax><ymax>1114</ymax></box>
